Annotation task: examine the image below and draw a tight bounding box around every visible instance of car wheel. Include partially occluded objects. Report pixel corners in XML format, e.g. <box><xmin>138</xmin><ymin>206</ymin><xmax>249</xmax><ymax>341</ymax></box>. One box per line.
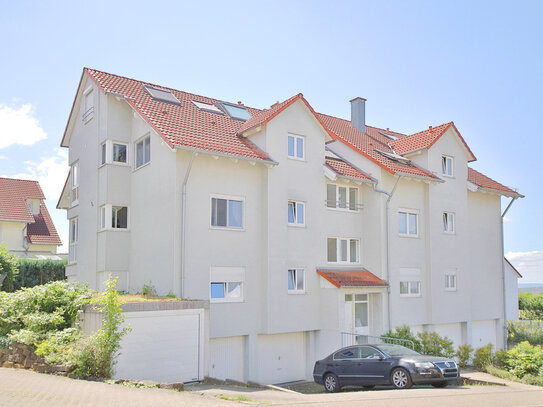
<box><xmin>323</xmin><ymin>373</ymin><xmax>340</xmax><ymax>393</ymax></box>
<box><xmin>391</xmin><ymin>367</ymin><xmax>413</xmax><ymax>389</ymax></box>
<box><xmin>431</xmin><ymin>381</ymin><xmax>448</xmax><ymax>388</ymax></box>
<box><xmin>363</xmin><ymin>385</ymin><xmax>375</xmax><ymax>389</ymax></box>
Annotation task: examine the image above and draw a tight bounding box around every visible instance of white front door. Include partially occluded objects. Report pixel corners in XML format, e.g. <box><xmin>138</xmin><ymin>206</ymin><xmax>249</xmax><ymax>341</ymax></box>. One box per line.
<box><xmin>344</xmin><ymin>294</ymin><xmax>369</xmax><ymax>336</ymax></box>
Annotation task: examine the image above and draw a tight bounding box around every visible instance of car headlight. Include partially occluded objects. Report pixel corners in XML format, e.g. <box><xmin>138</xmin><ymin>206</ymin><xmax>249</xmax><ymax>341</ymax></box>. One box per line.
<box><xmin>415</xmin><ymin>362</ymin><xmax>435</xmax><ymax>369</ymax></box>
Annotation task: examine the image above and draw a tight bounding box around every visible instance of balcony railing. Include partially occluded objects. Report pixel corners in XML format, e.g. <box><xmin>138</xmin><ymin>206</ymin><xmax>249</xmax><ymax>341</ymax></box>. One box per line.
<box><xmin>341</xmin><ymin>332</ymin><xmax>415</xmax><ymax>350</ymax></box>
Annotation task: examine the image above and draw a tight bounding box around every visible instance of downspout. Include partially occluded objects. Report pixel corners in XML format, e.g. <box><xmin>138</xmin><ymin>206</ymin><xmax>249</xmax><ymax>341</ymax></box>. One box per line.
<box><xmin>373</xmin><ymin>175</ymin><xmax>403</xmax><ymax>332</ymax></box>
<box><xmin>500</xmin><ymin>196</ymin><xmax>518</xmax><ymax>350</ymax></box>
<box><xmin>180</xmin><ymin>152</ymin><xmax>197</xmax><ymax>298</ymax></box>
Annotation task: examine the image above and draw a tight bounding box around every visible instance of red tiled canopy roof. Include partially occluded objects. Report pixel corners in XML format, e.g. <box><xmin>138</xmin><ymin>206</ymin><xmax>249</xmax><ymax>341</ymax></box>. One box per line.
<box><xmin>317</xmin><ymin>269</ymin><xmax>388</xmax><ymax>288</ymax></box>
<box><xmin>468</xmin><ymin>168</ymin><xmax>523</xmax><ymax>197</ymax></box>
<box><xmin>0</xmin><ymin>178</ymin><xmax>61</xmax><ymax>245</ymax></box>
<box><xmin>325</xmin><ymin>157</ymin><xmax>374</xmax><ymax>182</ymax></box>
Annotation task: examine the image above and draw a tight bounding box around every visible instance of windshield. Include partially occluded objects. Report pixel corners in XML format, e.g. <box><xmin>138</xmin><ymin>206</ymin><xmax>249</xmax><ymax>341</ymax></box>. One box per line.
<box><xmin>377</xmin><ymin>344</ymin><xmax>421</xmax><ymax>356</ymax></box>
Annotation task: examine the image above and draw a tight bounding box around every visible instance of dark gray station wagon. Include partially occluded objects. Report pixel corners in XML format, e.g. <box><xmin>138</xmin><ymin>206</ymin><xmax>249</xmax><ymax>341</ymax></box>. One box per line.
<box><xmin>313</xmin><ymin>343</ymin><xmax>459</xmax><ymax>392</ymax></box>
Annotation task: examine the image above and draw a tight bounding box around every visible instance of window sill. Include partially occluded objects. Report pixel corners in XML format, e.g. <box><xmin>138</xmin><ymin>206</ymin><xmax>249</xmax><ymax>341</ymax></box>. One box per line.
<box><xmin>443</xmin><ymin>231</ymin><xmax>456</xmax><ymax>235</ymax></box>
<box><xmin>70</xmin><ymin>202</ymin><xmax>79</xmax><ymax>209</ymax></box>
<box><xmin>67</xmin><ymin>262</ymin><xmax>77</xmax><ymax>266</ymax></box>
<box><xmin>400</xmin><ymin>294</ymin><xmax>421</xmax><ymax>298</ymax></box>
<box><xmin>98</xmin><ymin>228</ymin><xmax>130</xmax><ymax>233</ymax></box>
<box><xmin>445</xmin><ymin>288</ymin><xmax>457</xmax><ymax>292</ymax></box>
<box><xmin>327</xmin><ymin>207</ymin><xmax>360</xmax><ymax>213</ymax></box>
<box><xmin>288</xmin><ymin>290</ymin><xmax>306</xmax><ymax>295</ymax></box>
<box><xmin>210</xmin><ymin>226</ymin><xmax>246</xmax><ymax>232</ymax></box>
<box><xmin>134</xmin><ymin>161</ymin><xmax>151</xmax><ymax>172</ymax></box>
<box><xmin>327</xmin><ymin>262</ymin><xmax>360</xmax><ymax>266</ymax></box>
<box><xmin>287</xmin><ymin>156</ymin><xmax>306</xmax><ymax>162</ymax></box>
<box><xmin>111</xmin><ymin>161</ymin><xmax>130</xmax><ymax>167</ymax></box>
<box><xmin>398</xmin><ymin>234</ymin><xmax>419</xmax><ymax>239</ymax></box>
<box><xmin>287</xmin><ymin>223</ymin><xmax>306</xmax><ymax>228</ymax></box>
<box><xmin>441</xmin><ymin>174</ymin><xmax>455</xmax><ymax>179</ymax></box>
<box><xmin>210</xmin><ymin>298</ymin><xmax>244</xmax><ymax>303</ymax></box>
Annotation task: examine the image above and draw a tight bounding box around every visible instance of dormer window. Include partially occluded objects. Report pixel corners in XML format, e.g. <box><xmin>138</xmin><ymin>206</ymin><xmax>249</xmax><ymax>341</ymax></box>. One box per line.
<box><xmin>442</xmin><ymin>155</ymin><xmax>453</xmax><ymax>177</ymax></box>
<box><xmin>143</xmin><ymin>85</ymin><xmax>181</xmax><ymax>106</ymax></box>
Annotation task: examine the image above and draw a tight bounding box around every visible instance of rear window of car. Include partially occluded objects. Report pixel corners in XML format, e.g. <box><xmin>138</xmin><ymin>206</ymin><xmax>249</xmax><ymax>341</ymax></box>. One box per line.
<box><xmin>333</xmin><ymin>347</ymin><xmax>360</xmax><ymax>359</ymax></box>
<box><xmin>359</xmin><ymin>346</ymin><xmax>383</xmax><ymax>359</ymax></box>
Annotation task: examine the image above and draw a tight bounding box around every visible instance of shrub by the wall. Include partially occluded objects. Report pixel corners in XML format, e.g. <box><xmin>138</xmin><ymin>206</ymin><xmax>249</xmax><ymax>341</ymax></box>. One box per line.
<box><xmin>473</xmin><ymin>344</ymin><xmax>493</xmax><ymax>370</ymax></box>
<box><xmin>418</xmin><ymin>331</ymin><xmax>455</xmax><ymax>358</ymax></box>
<box><xmin>12</xmin><ymin>260</ymin><xmax>66</xmax><ymax>291</ymax></box>
<box><xmin>381</xmin><ymin>325</ymin><xmax>422</xmax><ymax>352</ymax></box>
<box><xmin>503</xmin><ymin>341</ymin><xmax>543</xmax><ymax>378</ymax></box>
<box><xmin>0</xmin><ymin>245</ymin><xmax>19</xmax><ymax>292</ymax></box>
<box><xmin>455</xmin><ymin>344</ymin><xmax>473</xmax><ymax>368</ymax></box>
<box><xmin>508</xmin><ymin>320</ymin><xmax>543</xmax><ymax>345</ymax></box>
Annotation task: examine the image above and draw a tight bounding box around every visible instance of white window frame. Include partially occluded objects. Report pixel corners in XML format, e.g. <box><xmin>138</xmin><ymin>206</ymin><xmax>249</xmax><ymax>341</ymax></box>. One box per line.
<box><xmin>210</xmin><ymin>194</ymin><xmax>245</xmax><ymax>230</ymax></box>
<box><xmin>287</xmin><ymin>201</ymin><xmax>305</xmax><ymax>227</ymax></box>
<box><xmin>210</xmin><ymin>267</ymin><xmax>244</xmax><ymax>303</ymax></box>
<box><xmin>400</xmin><ymin>280</ymin><xmax>421</xmax><ymax>297</ymax></box>
<box><xmin>70</xmin><ymin>162</ymin><xmax>79</xmax><ymax>207</ymax></box>
<box><xmin>68</xmin><ymin>217</ymin><xmax>78</xmax><ymax>265</ymax></box>
<box><xmin>287</xmin><ymin>133</ymin><xmax>305</xmax><ymax>160</ymax></box>
<box><xmin>398</xmin><ymin>209</ymin><xmax>419</xmax><ymax>237</ymax></box>
<box><xmin>326</xmin><ymin>184</ymin><xmax>359</xmax><ymax>211</ymax></box>
<box><xmin>442</xmin><ymin>155</ymin><xmax>454</xmax><ymax>177</ymax></box>
<box><xmin>135</xmin><ymin>134</ymin><xmax>151</xmax><ymax>170</ymax></box>
<box><xmin>99</xmin><ymin>140</ymin><xmax>130</xmax><ymax>167</ymax></box>
<box><xmin>445</xmin><ymin>271</ymin><xmax>457</xmax><ymax>291</ymax></box>
<box><xmin>327</xmin><ymin>237</ymin><xmax>360</xmax><ymax>264</ymax></box>
<box><xmin>443</xmin><ymin>212</ymin><xmax>455</xmax><ymax>234</ymax></box>
<box><xmin>112</xmin><ymin>141</ymin><xmax>129</xmax><ymax>165</ymax></box>
<box><xmin>287</xmin><ymin>268</ymin><xmax>305</xmax><ymax>294</ymax></box>
<box><xmin>99</xmin><ymin>204</ymin><xmax>129</xmax><ymax>231</ymax></box>
<box><xmin>82</xmin><ymin>87</ymin><xmax>94</xmax><ymax>123</ymax></box>
<box><xmin>100</xmin><ymin>142</ymin><xmax>107</xmax><ymax>166</ymax></box>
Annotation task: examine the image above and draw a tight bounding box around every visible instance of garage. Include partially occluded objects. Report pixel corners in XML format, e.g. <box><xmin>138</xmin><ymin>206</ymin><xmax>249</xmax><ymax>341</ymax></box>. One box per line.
<box><xmin>209</xmin><ymin>336</ymin><xmax>245</xmax><ymax>382</ymax></box>
<box><xmin>258</xmin><ymin>332</ymin><xmax>306</xmax><ymax>384</ymax></box>
<box><xmin>471</xmin><ymin>319</ymin><xmax>498</xmax><ymax>349</ymax></box>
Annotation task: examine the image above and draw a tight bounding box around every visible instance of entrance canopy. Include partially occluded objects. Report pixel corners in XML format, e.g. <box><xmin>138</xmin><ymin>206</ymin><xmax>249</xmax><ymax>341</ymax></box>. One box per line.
<box><xmin>316</xmin><ymin>269</ymin><xmax>387</xmax><ymax>288</ymax></box>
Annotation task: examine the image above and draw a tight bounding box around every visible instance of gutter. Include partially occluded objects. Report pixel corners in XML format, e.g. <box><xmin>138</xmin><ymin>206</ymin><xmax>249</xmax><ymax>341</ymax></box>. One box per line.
<box><xmin>373</xmin><ymin>175</ymin><xmax>403</xmax><ymax>331</ymax></box>
<box><xmin>180</xmin><ymin>152</ymin><xmax>197</xmax><ymax>298</ymax></box>
<box><xmin>500</xmin><ymin>196</ymin><xmax>519</xmax><ymax>350</ymax></box>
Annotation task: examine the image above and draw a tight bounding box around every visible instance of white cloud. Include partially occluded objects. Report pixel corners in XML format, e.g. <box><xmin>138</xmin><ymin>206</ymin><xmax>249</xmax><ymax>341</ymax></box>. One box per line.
<box><xmin>0</xmin><ymin>103</ymin><xmax>47</xmax><ymax>149</ymax></box>
<box><xmin>506</xmin><ymin>250</ymin><xmax>543</xmax><ymax>283</ymax></box>
<box><xmin>503</xmin><ymin>215</ymin><xmax>512</xmax><ymax>223</ymax></box>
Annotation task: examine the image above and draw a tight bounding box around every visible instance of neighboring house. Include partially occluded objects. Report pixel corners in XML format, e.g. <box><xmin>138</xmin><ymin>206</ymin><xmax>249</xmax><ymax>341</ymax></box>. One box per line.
<box><xmin>58</xmin><ymin>68</ymin><xmax>523</xmax><ymax>384</ymax></box>
<box><xmin>0</xmin><ymin>178</ymin><xmax>62</xmax><ymax>259</ymax></box>
<box><xmin>504</xmin><ymin>258</ymin><xmax>522</xmax><ymax>321</ymax></box>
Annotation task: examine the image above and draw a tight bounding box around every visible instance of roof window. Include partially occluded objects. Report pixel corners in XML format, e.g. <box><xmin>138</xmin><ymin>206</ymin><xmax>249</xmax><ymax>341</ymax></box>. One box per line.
<box><xmin>191</xmin><ymin>100</ymin><xmax>224</xmax><ymax>114</ymax></box>
<box><xmin>379</xmin><ymin>131</ymin><xmax>398</xmax><ymax>140</ymax></box>
<box><xmin>143</xmin><ymin>85</ymin><xmax>181</xmax><ymax>106</ymax></box>
<box><xmin>377</xmin><ymin>150</ymin><xmax>411</xmax><ymax>165</ymax></box>
<box><xmin>218</xmin><ymin>102</ymin><xmax>252</xmax><ymax>121</ymax></box>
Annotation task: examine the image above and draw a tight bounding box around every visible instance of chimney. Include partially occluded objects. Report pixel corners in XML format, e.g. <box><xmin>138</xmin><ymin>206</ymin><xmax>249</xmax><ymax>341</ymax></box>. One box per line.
<box><xmin>350</xmin><ymin>97</ymin><xmax>367</xmax><ymax>133</ymax></box>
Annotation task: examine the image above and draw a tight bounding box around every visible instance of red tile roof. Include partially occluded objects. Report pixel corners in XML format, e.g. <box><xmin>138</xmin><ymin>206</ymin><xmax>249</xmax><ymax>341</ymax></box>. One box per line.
<box><xmin>0</xmin><ymin>178</ymin><xmax>61</xmax><ymax>246</ymax></box>
<box><xmin>317</xmin><ymin>113</ymin><xmax>440</xmax><ymax>181</ymax></box>
<box><xmin>65</xmin><ymin>69</ymin><xmax>274</xmax><ymax>163</ymax></box>
<box><xmin>238</xmin><ymin>94</ymin><xmax>303</xmax><ymax>134</ymax></box>
<box><xmin>468</xmin><ymin>168</ymin><xmax>522</xmax><ymax>197</ymax></box>
<box><xmin>317</xmin><ymin>269</ymin><xmax>388</xmax><ymax>288</ymax></box>
<box><xmin>391</xmin><ymin>122</ymin><xmax>476</xmax><ymax>161</ymax></box>
<box><xmin>325</xmin><ymin>157</ymin><xmax>374</xmax><ymax>182</ymax></box>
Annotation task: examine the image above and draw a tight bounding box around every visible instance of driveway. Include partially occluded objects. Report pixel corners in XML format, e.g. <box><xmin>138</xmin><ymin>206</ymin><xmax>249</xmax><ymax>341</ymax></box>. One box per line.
<box><xmin>2</xmin><ymin>367</ymin><xmax>543</xmax><ymax>407</ymax></box>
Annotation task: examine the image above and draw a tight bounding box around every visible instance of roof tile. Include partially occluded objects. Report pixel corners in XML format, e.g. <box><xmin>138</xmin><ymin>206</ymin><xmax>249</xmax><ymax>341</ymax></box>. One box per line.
<box><xmin>316</xmin><ymin>269</ymin><xmax>388</xmax><ymax>288</ymax></box>
<box><xmin>468</xmin><ymin>168</ymin><xmax>521</xmax><ymax>197</ymax></box>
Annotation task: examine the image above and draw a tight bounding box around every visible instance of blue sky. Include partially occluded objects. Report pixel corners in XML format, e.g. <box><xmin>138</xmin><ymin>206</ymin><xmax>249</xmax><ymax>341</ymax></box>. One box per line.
<box><xmin>0</xmin><ymin>0</ymin><xmax>541</xmax><ymax>281</ymax></box>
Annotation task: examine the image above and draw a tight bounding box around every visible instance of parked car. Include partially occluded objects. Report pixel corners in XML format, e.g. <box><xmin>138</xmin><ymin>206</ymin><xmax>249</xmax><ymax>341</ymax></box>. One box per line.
<box><xmin>313</xmin><ymin>343</ymin><xmax>459</xmax><ymax>392</ymax></box>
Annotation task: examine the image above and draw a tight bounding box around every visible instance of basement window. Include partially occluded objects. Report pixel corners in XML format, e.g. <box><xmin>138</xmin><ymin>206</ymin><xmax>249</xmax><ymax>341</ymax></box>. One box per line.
<box><xmin>143</xmin><ymin>85</ymin><xmax>181</xmax><ymax>106</ymax></box>
<box><xmin>218</xmin><ymin>102</ymin><xmax>252</xmax><ymax>121</ymax></box>
<box><xmin>191</xmin><ymin>100</ymin><xmax>224</xmax><ymax>114</ymax></box>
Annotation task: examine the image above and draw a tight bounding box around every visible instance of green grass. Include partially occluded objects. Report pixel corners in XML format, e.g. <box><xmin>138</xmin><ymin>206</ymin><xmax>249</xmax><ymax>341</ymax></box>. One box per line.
<box><xmin>217</xmin><ymin>394</ymin><xmax>256</xmax><ymax>402</ymax></box>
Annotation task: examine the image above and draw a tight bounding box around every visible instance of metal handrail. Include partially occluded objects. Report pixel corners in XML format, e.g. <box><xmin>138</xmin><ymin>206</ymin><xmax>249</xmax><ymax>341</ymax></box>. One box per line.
<box><xmin>341</xmin><ymin>332</ymin><xmax>415</xmax><ymax>350</ymax></box>
<box><xmin>324</xmin><ymin>200</ymin><xmax>364</xmax><ymax>210</ymax></box>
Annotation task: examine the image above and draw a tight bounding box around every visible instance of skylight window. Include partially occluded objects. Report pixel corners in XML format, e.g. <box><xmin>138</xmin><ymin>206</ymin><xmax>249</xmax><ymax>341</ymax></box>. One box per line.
<box><xmin>379</xmin><ymin>131</ymin><xmax>398</xmax><ymax>140</ymax></box>
<box><xmin>218</xmin><ymin>102</ymin><xmax>252</xmax><ymax>121</ymax></box>
<box><xmin>191</xmin><ymin>100</ymin><xmax>224</xmax><ymax>114</ymax></box>
<box><xmin>143</xmin><ymin>85</ymin><xmax>181</xmax><ymax>106</ymax></box>
<box><xmin>377</xmin><ymin>150</ymin><xmax>411</xmax><ymax>164</ymax></box>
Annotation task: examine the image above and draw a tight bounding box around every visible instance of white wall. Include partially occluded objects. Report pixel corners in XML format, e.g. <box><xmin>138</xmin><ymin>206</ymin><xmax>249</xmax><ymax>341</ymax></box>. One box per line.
<box><xmin>504</xmin><ymin>260</ymin><xmax>519</xmax><ymax>321</ymax></box>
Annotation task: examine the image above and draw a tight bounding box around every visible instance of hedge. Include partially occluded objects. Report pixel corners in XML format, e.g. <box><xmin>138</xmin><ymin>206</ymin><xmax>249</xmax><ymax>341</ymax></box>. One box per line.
<box><xmin>4</xmin><ymin>259</ymin><xmax>66</xmax><ymax>292</ymax></box>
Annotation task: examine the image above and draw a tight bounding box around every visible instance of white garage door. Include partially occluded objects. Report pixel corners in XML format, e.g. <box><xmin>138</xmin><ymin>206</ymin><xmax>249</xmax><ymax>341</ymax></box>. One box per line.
<box><xmin>210</xmin><ymin>336</ymin><xmax>244</xmax><ymax>382</ymax></box>
<box><xmin>472</xmin><ymin>319</ymin><xmax>497</xmax><ymax>349</ymax></box>
<box><xmin>258</xmin><ymin>332</ymin><xmax>306</xmax><ymax>384</ymax></box>
<box><xmin>114</xmin><ymin>309</ymin><xmax>203</xmax><ymax>383</ymax></box>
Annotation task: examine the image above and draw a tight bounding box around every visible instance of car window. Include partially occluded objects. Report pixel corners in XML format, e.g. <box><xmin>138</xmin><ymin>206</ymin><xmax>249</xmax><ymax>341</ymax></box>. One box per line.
<box><xmin>333</xmin><ymin>347</ymin><xmax>360</xmax><ymax>359</ymax></box>
<box><xmin>359</xmin><ymin>346</ymin><xmax>382</xmax><ymax>359</ymax></box>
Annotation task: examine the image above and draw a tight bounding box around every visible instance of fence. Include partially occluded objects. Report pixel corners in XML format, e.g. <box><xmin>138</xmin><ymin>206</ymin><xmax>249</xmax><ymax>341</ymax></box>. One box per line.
<box><xmin>341</xmin><ymin>332</ymin><xmax>415</xmax><ymax>349</ymax></box>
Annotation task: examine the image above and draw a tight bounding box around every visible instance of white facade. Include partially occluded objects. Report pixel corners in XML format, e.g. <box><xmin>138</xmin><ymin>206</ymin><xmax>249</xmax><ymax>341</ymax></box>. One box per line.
<box><xmin>60</xmin><ymin>71</ymin><xmax>521</xmax><ymax>384</ymax></box>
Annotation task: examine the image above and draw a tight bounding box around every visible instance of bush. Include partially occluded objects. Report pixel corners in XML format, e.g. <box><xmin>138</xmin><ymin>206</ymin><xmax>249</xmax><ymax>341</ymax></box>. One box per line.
<box><xmin>0</xmin><ymin>245</ymin><xmax>19</xmax><ymax>292</ymax></box>
<box><xmin>518</xmin><ymin>293</ymin><xmax>543</xmax><ymax>321</ymax></box>
<box><xmin>493</xmin><ymin>348</ymin><xmax>508</xmax><ymax>368</ymax></box>
<box><xmin>418</xmin><ymin>331</ymin><xmax>455</xmax><ymax>358</ymax></box>
<box><xmin>455</xmin><ymin>344</ymin><xmax>473</xmax><ymax>368</ymax></box>
<box><xmin>12</xmin><ymin>259</ymin><xmax>66</xmax><ymax>291</ymax></box>
<box><xmin>508</xmin><ymin>320</ymin><xmax>543</xmax><ymax>345</ymax></box>
<box><xmin>503</xmin><ymin>341</ymin><xmax>543</xmax><ymax>378</ymax></box>
<box><xmin>381</xmin><ymin>325</ymin><xmax>422</xmax><ymax>352</ymax></box>
<box><xmin>473</xmin><ymin>344</ymin><xmax>493</xmax><ymax>370</ymax></box>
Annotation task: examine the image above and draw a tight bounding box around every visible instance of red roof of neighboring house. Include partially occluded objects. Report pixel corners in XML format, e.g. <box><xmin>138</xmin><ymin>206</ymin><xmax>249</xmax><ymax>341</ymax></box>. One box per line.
<box><xmin>316</xmin><ymin>269</ymin><xmax>388</xmax><ymax>288</ymax></box>
<box><xmin>391</xmin><ymin>122</ymin><xmax>476</xmax><ymax>161</ymax></box>
<box><xmin>325</xmin><ymin>157</ymin><xmax>374</xmax><ymax>182</ymax></box>
<box><xmin>468</xmin><ymin>168</ymin><xmax>522</xmax><ymax>197</ymax></box>
<box><xmin>0</xmin><ymin>178</ymin><xmax>61</xmax><ymax>246</ymax></box>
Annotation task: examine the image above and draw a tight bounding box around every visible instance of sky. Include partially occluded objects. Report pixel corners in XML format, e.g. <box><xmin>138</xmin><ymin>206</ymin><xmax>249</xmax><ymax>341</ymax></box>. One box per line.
<box><xmin>0</xmin><ymin>0</ymin><xmax>541</xmax><ymax>282</ymax></box>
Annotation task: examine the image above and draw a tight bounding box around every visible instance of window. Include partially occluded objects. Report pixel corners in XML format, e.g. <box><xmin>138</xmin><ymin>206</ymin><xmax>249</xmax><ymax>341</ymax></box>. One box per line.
<box><xmin>112</xmin><ymin>143</ymin><xmax>127</xmax><ymax>164</ymax></box>
<box><xmin>217</xmin><ymin>102</ymin><xmax>251</xmax><ymax>121</ymax></box>
<box><xmin>211</xmin><ymin>196</ymin><xmax>243</xmax><ymax>229</ymax></box>
<box><xmin>288</xmin><ymin>269</ymin><xmax>304</xmax><ymax>293</ymax></box>
<box><xmin>69</xmin><ymin>218</ymin><xmax>78</xmax><ymax>264</ymax></box>
<box><xmin>443</xmin><ymin>212</ymin><xmax>455</xmax><ymax>234</ymax></box>
<box><xmin>100</xmin><ymin>206</ymin><xmax>106</xmax><ymax>230</ymax></box>
<box><xmin>135</xmin><ymin>136</ymin><xmax>151</xmax><ymax>169</ymax></box>
<box><xmin>327</xmin><ymin>237</ymin><xmax>359</xmax><ymax>263</ymax></box>
<box><xmin>287</xmin><ymin>134</ymin><xmax>304</xmax><ymax>160</ymax></box>
<box><xmin>210</xmin><ymin>266</ymin><xmax>244</xmax><ymax>303</ymax></box>
<box><xmin>445</xmin><ymin>273</ymin><xmax>457</xmax><ymax>291</ymax></box>
<box><xmin>100</xmin><ymin>143</ymin><xmax>106</xmax><ymax>166</ymax></box>
<box><xmin>83</xmin><ymin>88</ymin><xmax>94</xmax><ymax>122</ymax></box>
<box><xmin>99</xmin><ymin>205</ymin><xmax>129</xmax><ymax>230</ymax></box>
<box><xmin>326</xmin><ymin>184</ymin><xmax>358</xmax><ymax>210</ymax></box>
<box><xmin>442</xmin><ymin>155</ymin><xmax>453</xmax><ymax>177</ymax></box>
<box><xmin>400</xmin><ymin>281</ymin><xmax>421</xmax><ymax>297</ymax></box>
<box><xmin>333</xmin><ymin>347</ymin><xmax>360</xmax><ymax>360</ymax></box>
<box><xmin>399</xmin><ymin>210</ymin><xmax>418</xmax><ymax>237</ymax></box>
<box><xmin>191</xmin><ymin>100</ymin><xmax>224</xmax><ymax>114</ymax></box>
<box><xmin>287</xmin><ymin>201</ymin><xmax>305</xmax><ymax>226</ymax></box>
<box><xmin>143</xmin><ymin>85</ymin><xmax>181</xmax><ymax>106</ymax></box>
<box><xmin>70</xmin><ymin>162</ymin><xmax>79</xmax><ymax>206</ymax></box>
